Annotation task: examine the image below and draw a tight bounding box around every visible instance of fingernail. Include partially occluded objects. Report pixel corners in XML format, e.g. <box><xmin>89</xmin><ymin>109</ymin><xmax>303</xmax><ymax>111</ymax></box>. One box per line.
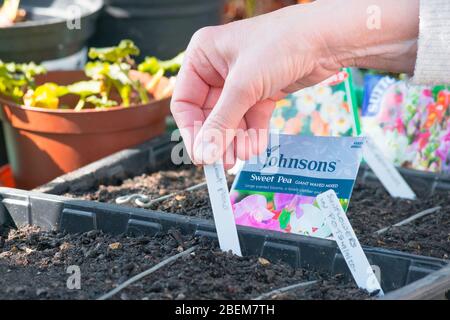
<box><xmin>194</xmin><ymin>141</ymin><xmax>219</xmax><ymax>164</ymax></box>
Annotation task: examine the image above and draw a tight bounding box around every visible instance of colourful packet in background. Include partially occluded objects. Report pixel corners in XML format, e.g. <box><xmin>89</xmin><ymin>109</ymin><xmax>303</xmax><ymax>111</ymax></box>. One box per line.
<box><xmin>230</xmin><ymin>134</ymin><xmax>364</xmax><ymax>239</ymax></box>
<box><xmin>270</xmin><ymin>68</ymin><xmax>357</xmax><ymax>137</ymax></box>
<box><xmin>361</xmin><ymin>74</ymin><xmax>450</xmax><ymax>173</ymax></box>
<box><xmin>228</xmin><ymin>69</ymin><xmax>358</xmax><ymax>176</ymax></box>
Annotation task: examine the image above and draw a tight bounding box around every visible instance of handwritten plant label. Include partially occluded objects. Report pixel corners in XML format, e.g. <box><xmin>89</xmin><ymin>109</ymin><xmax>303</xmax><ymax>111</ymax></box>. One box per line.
<box><xmin>363</xmin><ymin>137</ymin><xmax>416</xmax><ymax>200</ymax></box>
<box><xmin>230</xmin><ymin>134</ymin><xmax>364</xmax><ymax>239</ymax></box>
<box><xmin>204</xmin><ymin>162</ymin><xmax>242</xmax><ymax>256</ymax></box>
<box><xmin>317</xmin><ymin>190</ymin><xmax>384</xmax><ymax>296</ymax></box>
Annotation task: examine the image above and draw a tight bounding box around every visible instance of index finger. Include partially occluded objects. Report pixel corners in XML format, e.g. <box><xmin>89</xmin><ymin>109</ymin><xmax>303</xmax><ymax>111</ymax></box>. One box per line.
<box><xmin>171</xmin><ymin>61</ymin><xmax>209</xmax><ymax>160</ymax></box>
<box><xmin>170</xmin><ymin>48</ymin><xmax>225</xmax><ymax>161</ymax></box>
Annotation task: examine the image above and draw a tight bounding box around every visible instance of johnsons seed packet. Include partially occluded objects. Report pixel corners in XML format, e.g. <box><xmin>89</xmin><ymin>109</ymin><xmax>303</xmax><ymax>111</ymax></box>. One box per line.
<box><xmin>230</xmin><ymin>134</ymin><xmax>364</xmax><ymax>239</ymax></box>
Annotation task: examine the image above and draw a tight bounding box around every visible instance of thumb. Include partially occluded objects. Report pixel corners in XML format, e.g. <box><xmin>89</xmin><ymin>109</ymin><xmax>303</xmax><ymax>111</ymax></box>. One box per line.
<box><xmin>193</xmin><ymin>72</ymin><xmax>254</xmax><ymax>164</ymax></box>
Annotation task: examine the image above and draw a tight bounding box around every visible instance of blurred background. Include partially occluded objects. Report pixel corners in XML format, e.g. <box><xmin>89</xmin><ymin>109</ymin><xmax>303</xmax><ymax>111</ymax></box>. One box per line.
<box><xmin>0</xmin><ymin>0</ymin><xmax>308</xmax><ymax>166</ymax></box>
<box><xmin>1</xmin><ymin>0</ymin><xmax>449</xmax><ymax>189</ymax></box>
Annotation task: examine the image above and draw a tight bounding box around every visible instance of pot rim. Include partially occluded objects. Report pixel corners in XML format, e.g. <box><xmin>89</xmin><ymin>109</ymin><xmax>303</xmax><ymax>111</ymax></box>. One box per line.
<box><xmin>0</xmin><ymin>69</ymin><xmax>171</xmax><ymax>114</ymax></box>
<box><xmin>0</xmin><ymin>95</ymin><xmax>171</xmax><ymax>115</ymax></box>
<box><xmin>0</xmin><ymin>0</ymin><xmax>103</xmax><ymax>31</ymax></box>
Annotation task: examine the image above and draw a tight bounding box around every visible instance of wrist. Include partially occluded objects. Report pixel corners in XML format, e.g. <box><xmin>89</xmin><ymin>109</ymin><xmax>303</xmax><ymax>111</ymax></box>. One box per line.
<box><xmin>315</xmin><ymin>0</ymin><xmax>419</xmax><ymax>73</ymax></box>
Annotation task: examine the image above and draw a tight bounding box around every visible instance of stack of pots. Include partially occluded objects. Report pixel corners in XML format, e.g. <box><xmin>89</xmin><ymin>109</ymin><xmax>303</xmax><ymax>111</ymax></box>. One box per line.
<box><xmin>90</xmin><ymin>0</ymin><xmax>225</xmax><ymax>59</ymax></box>
<box><xmin>0</xmin><ymin>0</ymin><xmax>103</xmax><ymax>168</ymax></box>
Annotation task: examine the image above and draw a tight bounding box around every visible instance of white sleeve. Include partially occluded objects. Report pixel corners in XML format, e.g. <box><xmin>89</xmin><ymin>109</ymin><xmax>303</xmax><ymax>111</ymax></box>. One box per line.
<box><xmin>413</xmin><ymin>0</ymin><xmax>450</xmax><ymax>85</ymax></box>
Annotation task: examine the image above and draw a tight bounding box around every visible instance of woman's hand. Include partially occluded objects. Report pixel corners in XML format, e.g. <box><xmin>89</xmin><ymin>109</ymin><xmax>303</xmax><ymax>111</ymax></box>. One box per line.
<box><xmin>171</xmin><ymin>0</ymin><xmax>419</xmax><ymax>168</ymax></box>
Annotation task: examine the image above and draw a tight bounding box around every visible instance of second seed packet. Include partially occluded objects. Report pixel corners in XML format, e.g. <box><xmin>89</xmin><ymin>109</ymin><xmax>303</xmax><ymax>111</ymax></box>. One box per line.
<box><xmin>361</xmin><ymin>73</ymin><xmax>450</xmax><ymax>173</ymax></box>
<box><xmin>270</xmin><ymin>68</ymin><xmax>357</xmax><ymax>137</ymax></box>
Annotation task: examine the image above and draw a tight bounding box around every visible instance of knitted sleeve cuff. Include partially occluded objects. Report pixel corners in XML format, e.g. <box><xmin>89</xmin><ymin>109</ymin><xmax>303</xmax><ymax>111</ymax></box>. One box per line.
<box><xmin>413</xmin><ymin>0</ymin><xmax>450</xmax><ymax>85</ymax></box>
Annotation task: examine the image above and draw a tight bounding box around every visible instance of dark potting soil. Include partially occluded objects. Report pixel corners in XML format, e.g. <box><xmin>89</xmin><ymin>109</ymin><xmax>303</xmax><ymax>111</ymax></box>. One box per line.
<box><xmin>64</xmin><ymin>166</ymin><xmax>206</xmax><ymax>203</ymax></box>
<box><xmin>68</xmin><ymin>166</ymin><xmax>450</xmax><ymax>259</ymax></box>
<box><xmin>361</xmin><ymin>209</ymin><xmax>450</xmax><ymax>259</ymax></box>
<box><xmin>0</xmin><ymin>226</ymin><xmax>369</xmax><ymax>300</ymax></box>
<box><xmin>347</xmin><ymin>182</ymin><xmax>450</xmax><ymax>259</ymax></box>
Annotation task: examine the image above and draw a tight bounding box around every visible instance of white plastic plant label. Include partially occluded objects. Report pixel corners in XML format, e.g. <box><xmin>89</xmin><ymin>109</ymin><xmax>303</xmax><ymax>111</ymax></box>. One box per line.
<box><xmin>204</xmin><ymin>162</ymin><xmax>242</xmax><ymax>256</ymax></box>
<box><xmin>317</xmin><ymin>190</ymin><xmax>384</xmax><ymax>296</ymax></box>
<box><xmin>363</xmin><ymin>137</ymin><xmax>416</xmax><ymax>200</ymax></box>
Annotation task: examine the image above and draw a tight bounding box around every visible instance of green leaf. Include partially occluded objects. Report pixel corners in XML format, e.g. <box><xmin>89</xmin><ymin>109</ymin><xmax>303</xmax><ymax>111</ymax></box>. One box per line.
<box><xmin>84</xmin><ymin>61</ymin><xmax>109</xmax><ymax>79</ymax></box>
<box><xmin>116</xmin><ymin>83</ymin><xmax>131</xmax><ymax>107</ymax></box>
<box><xmin>0</xmin><ymin>60</ymin><xmax>46</xmax><ymax>102</ymax></box>
<box><xmin>84</xmin><ymin>61</ymin><xmax>133</xmax><ymax>106</ymax></box>
<box><xmin>86</xmin><ymin>96</ymin><xmax>118</xmax><ymax>109</ymax></box>
<box><xmin>67</xmin><ymin>80</ymin><xmax>102</xmax><ymax>97</ymax></box>
<box><xmin>24</xmin><ymin>83</ymin><xmax>68</xmax><ymax>109</ymax></box>
<box><xmin>84</xmin><ymin>41</ymin><xmax>151</xmax><ymax>106</ymax></box>
<box><xmin>279</xmin><ymin>209</ymin><xmax>291</xmax><ymax>230</ymax></box>
<box><xmin>88</xmin><ymin>40</ymin><xmax>140</xmax><ymax>63</ymax></box>
<box><xmin>108</xmin><ymin>64</ymin><xmax>132</xmax><ymax>85</ymax></box>
<box><xmin>136</xmin><ymin>84</ymin><xmax>149</xmax><ymax>104</ymax></box>
<box><xmin>138</xmin><ymin>51</ymin><xmax>185</xmax><ymax>75</ymax></box>
<box><xmin>11</xmin><ymin>62</ymin><xmax>46</xmax><ymax>84</ymax></box>
<box><xmin>137</xmin><ymin>56</ymin><xmax>159</xmax><ymax>75</ymax></box>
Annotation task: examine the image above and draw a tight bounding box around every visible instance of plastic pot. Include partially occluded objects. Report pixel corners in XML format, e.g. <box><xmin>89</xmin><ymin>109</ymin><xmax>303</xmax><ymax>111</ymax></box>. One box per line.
<box><xmin>90</xmin><ymin>0</ymin><xmax>224</xmax><ymax>59</ymax></box>
<box><xmin>359</xmin><ymin>163</ymin><xmax>450</xmax><ymax>197</ymax></box>
<box><xmin>0</xmin><ymin>0</ymin><xmax>103</xmax><ymax>63</ymax></box>
<box><xmin>0</xmin><ymin>71</ymin><xmax>170</xmax><ymax>190</ymax></box>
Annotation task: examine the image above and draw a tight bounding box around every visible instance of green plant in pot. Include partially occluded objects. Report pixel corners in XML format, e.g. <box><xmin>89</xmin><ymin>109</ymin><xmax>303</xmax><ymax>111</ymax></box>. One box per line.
<box><xmin>0</xmin><ymin>40</ymin><xmax>182</xmax><ymax>189</ymax></box>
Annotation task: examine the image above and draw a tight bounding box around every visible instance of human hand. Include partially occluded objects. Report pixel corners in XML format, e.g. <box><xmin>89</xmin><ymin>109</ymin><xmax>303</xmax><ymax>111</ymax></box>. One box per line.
<box><xmin>171</xmin><ymin>0</ymin><xmax>419</xmax><ymax>168</ymax></box>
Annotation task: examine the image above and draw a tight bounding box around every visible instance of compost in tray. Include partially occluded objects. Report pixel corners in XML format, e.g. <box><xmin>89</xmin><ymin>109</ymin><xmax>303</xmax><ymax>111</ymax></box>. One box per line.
<box><xmin>69</xmin><ymin>165</ymin><xmax>450</xmax><ymax>260</ymax></box>
<box><xmin>0</xmin><ymin>226</ymin><xmax>369</xmax><ymax>300</ymax></box>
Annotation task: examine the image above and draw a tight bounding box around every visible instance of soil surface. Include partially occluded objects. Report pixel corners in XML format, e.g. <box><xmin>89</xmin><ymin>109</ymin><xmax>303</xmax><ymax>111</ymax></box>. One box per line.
<box><xmin>64</xmin><ymin>166</ymin><xmax>205</xmax><ymax>203</ymax></box>
<box><xmin>70</xmin><ymin>166</ymin><xmax>450</xmax><ymax>260</ymax></box>
<box><xmin>347</xmin><ymin>181</ymin><xmax>450</xmax><ymax>260</ymax></box>
<box><xmin>0</xmin><ymin>227</ymin><xmax>369</xmax><ymax>300</ymax></box>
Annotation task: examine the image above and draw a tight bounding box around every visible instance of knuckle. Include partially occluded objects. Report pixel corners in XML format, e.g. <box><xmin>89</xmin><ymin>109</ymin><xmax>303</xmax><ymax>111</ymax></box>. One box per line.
<box><xmin>206</xmin><ymin>115</ymin><xmax>229</xmax><ymax>131</ymax></box>
<box><xmin>190</xmin><ymin>26</ymin><xmax>217</xmax><ymax>45</ymax></box>
<box><xmin>226</xmin><ymin>79</ymin><xmax>255</xmax><ymax>106</ymax></box>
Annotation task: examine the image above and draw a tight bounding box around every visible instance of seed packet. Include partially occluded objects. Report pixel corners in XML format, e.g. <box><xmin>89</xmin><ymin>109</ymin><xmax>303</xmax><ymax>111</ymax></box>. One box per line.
<box><xmin>230</xmin><ymin>133</ymin><xmax>364</xmax><ymax>239</ymax></box>
<box><xmin>361</xmin><ymin>74</ymin><xmax>450</xmax><ymax>173</ymax></box>
<box><xmin>270</xmin><ymin>68</ymin><xmax>358</xmax><ymax>137</ymax></box>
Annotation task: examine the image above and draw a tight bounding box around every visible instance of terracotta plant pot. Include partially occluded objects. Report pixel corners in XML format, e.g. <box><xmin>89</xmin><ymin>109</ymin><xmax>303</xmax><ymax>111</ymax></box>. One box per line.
<box><xmin>0</xmin><ymin>122</ymin><xmax>7</xmax><ymax>165</ymax></box>
<box><xmin>0</xmin><ymin>70</ymin><xmax>170</xmax><ymax>189</ymax></box>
